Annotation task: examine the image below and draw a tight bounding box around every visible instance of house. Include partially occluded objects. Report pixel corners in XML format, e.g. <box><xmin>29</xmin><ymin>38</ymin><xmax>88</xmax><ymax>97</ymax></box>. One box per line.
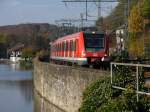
<box><xmin>7</xmin><ymin>43</ymin><xmax>25</xmax><ymax>62</ymax></box>
<box><xmin>116</xmin><ymin>25</ymin><xmax>126</xmax><ymax>53</ymax></box>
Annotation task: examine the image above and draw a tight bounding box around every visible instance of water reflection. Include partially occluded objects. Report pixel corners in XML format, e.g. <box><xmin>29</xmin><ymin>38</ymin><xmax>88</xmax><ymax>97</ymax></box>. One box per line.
<box><xmin>0</xmin><ymin>64</ymin><xmax>33</xmax><ymax>112</ymax></box>
<box><xmin>34</xmin><ymin>90</ymin><xmax>65</xmax><ymax>112</ymax></box>
<box><xmin>0</xmin><ymin>64</ymin><xmax>32</xmax><ymax>81</ymax></box>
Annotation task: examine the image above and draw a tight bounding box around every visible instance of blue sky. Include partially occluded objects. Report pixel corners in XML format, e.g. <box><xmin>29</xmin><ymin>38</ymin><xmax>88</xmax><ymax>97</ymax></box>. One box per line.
<box><xmin>0</xmin><ymin>0</ymin><xmax>117</xmax><ymax>26</ymax></box>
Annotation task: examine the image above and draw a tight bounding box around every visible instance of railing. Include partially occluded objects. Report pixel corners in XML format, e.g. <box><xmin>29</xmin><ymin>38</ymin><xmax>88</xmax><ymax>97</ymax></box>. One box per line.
<box><xmin>111</xmin><ymin>62</ymin><xmax>150</xmax><ymax>101</ymax></box>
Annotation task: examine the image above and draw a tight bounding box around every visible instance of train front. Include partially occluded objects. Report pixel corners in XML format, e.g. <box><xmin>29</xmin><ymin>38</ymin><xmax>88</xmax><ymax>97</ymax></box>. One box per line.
<box><xmin>82</xmin><ymin>31</ymin><xmax>110</xmax><ymax>67</ymax></box>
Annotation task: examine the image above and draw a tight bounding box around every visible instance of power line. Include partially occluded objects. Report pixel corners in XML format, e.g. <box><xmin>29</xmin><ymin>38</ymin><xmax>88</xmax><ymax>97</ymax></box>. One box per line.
<box><xmin>62</xmin><ymin>0</ymin><xmax>118</xmax><ymax>2</ymax></box>
<box><xmin>62</xmin><ymin>0</ymin><xmax>118</xmax><ymax>20</ymax></box>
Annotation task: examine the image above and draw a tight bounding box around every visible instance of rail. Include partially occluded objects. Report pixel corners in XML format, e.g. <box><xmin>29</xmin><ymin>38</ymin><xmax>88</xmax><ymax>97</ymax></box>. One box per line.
<box><xmin>111</xmin><ymin>62</ymin><xmax>150</xmax><ymax>101</ymax></box>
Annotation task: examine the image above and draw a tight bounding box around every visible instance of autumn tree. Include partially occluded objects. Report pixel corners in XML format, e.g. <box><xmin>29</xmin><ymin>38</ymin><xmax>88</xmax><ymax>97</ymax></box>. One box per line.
<box><xmin>21</xmin><ymin>47</ymin><xmax>34</xmax><ymax>61</ymax></box>
<box><xmin>142</xmin><ymin>0</ymin><xmax>150</xmax><ymax>18</ymax></box>
<box><xmin>128</xmin><ymin>3</ymin><xmax>144</xmax><ymax>59</ymax></box>
<box><xmin>96</xmin><ymin>0</ymin><xmax>139</xmax><ymax>31</ymax></box>
<box><xmin>0</xmin><ymin>33</ymin><xmax>7</xmax><ymax>43</ymax></box>
<box><xmin>128</xmin><ymin>5</ymin><xmax>143</xmax><ymax>33</ymax></box>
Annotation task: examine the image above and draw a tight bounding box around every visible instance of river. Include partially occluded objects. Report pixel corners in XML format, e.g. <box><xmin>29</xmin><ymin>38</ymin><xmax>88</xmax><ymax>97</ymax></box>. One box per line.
<box><xmin>0</xmin><ymin>63</ymin><xmax>33</xmax><ymax>112</ymax></box>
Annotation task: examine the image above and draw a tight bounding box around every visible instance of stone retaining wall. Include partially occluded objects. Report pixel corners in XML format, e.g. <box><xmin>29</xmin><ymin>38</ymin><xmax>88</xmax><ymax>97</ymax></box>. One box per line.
<box><xmin>34</xmin><ymin>59</ymin><xmax>109</xmax><ymax>112</ymax></box>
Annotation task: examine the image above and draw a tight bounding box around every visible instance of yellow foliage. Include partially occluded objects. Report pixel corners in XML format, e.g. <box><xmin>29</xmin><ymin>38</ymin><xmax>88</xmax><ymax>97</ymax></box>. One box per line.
<box><xmin>0</xmin><ymin>34</ymin><xmax>7</xmax><ymax>43</ymax></box>
<box><xmin>128</xmin><ymin>36</ymin><xmax>144</xmax><ymax>58</ymax></box>
<box><xmin>128</xmin><ymin>5</ymin><xmax>143</xmax><ymax>33</ymax></box>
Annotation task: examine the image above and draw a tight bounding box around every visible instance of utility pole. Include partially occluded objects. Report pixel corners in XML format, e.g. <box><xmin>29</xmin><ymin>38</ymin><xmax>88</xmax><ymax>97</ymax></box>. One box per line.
<box><xmin>62</xmin><ymin>0</ymin><xmax>118</xmax><ymax>20</ymax></box>
<box><xmin>98</xmin><ymin>0</ymin><xmax>101</xmax><ymax>19</ymax></box>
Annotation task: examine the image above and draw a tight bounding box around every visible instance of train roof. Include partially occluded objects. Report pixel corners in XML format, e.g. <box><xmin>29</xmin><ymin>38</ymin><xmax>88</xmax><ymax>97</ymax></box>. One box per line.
<box><xmin>51</xmin><ymin>31</ymin><xmax>105</xmax><ymax>44</ymax></box>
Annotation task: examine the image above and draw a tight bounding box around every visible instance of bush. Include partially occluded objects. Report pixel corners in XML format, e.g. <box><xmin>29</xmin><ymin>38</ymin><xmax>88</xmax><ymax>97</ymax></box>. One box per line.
<box><xmin>79</xmin><ymin>78</ymin><xmax>112</xmax><ymax>112</ymax></box>
<box><xmin>79</xmin><ymin>67</ymin><xmax>150</xmax><ymax>112</ymax></box>
<box><xmin>98</xmin><ymin>86</ymin><xmax>150</xmax><ymax>112</ymax></box>
<box><xmin>36</xmin><ymin>50</ymin><xmax>49</xmax><ymax>62</ymax></box>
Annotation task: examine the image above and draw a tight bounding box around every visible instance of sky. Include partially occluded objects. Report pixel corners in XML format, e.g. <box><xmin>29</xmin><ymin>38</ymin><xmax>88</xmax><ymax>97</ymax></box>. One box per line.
<box><xmin>0</xmin><ymin>0</ymin><xmax>117</xmax><ymax>26</ymax></box>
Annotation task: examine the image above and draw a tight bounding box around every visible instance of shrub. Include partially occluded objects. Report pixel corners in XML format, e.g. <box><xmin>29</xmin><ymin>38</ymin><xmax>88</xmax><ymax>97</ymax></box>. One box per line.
<box><xmin>79</xmin><ymin>78</ymin><xmax>112</xmax><ymax>112</ymax></box>
<box><xmin>79</xmin><ymin>67</ymin><xmax>150</xmax><ymax>112</ymax></box>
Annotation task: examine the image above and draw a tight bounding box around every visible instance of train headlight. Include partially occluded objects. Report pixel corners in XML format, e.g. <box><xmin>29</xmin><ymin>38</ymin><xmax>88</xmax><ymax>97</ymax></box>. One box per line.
<box><xmin>101</xmin><ymin>57</ymin><xmax>105</xmax><ymax>62</ymax></box>
<box><xmin>104</xmin><ymin>54</ymin><xmax>107</xmax><ymax>57</ymax></box>
<box><xmin>81</xmin><ymin>51</ymin><xmax>86</xmax><ymax>57</ymax></box>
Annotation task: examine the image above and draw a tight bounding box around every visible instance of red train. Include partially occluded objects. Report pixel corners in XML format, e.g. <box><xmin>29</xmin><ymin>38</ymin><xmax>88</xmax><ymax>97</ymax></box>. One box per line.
<box><xmin>50</xmin><ymin>31</ymin><xmax>109</xmax><ymax>67</ymax></box>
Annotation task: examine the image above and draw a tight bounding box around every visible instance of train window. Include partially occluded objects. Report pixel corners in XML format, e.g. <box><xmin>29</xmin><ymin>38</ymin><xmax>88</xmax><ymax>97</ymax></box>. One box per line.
<box><xmin>59</xmin><ymin>43</ymin><xmax>60</xmax><ymax>51</ymax></box>
<box><xmin>66</xmin><ymin>41</ymin><xmax>69</xmax><ymax>51</ymax></box>
<box><xmin>57</xmin><ymin>44</ymin><xmax>59</xmax><ymax>51</ymax></box>
<box><xmin>66</xmin><ymin>42</ymin><xmax>67</xmax><ymax>51</ymax></box>
<box><xmin>56</xmin><ymin>44</ymin><xmax>58</xmax><ymax>51</ymax></box>
<box><xmin>62</xmin><ymin>42</ymin><xmax>64</xmax><ymax>51</ymax></box>
<box><xmin>54</xmin><ymin>45</ymin><xmax>56</xmax><ymax>51</ymax></box>
<box><xmin>70</xmin><ymin>40</ymin><xmax>73</xmax><ymax>51</ymax></box>
<box><xmin>84</xmin><ymin>33</ymin><xmax>104</xmax><ymax>52</ymax></box>
<box><xmin>76</xmin><ymin>39</ymin><xmax>78</xmax><ymax>51</ymax></box>
<box><xmin>73</xmin><ymin>40</ymin><xmax>77</xmax><ymax>51</ymax></box>
<box><xmin>56</xmin><ymin>44</ymin><xmax>57</xmax><ymax>52</ymax></box>
<box><xmin>55</xmin><ymin>45</ymin><xmax>57</xmax><ymax>52</ymax></box>
<box><xmin>73</xmin><ymin>40</ymin><xmax>75</xmax><ymax>51</ymax></box>
<box><xmin>68</xmin><ymin>41</ymin><xmax>70</xmax><ymax>51</ymax></box>
<box><xmin>60</xmin><ymin>43</ymin><xmax>61</xmax><ymax>51</ymax></box>
<box><xmin>64</xmin><ymin>41</ymin><xmax>66</xmax><ymax>51</ymax></box>
<box><xmin>58</xmin><ymin>44</ymin><xmax>60</xmax><ymax>51</ymax></box>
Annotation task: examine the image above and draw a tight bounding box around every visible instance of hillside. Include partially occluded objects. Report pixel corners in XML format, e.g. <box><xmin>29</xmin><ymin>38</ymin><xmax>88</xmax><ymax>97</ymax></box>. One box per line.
<box><xmin>0</xmin><ymin>23</ymin><xmax>60</xmax><ymax>50</ymax></box>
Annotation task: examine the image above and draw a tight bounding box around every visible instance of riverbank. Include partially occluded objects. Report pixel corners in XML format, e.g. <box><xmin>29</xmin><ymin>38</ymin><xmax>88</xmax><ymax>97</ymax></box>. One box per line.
<box><xmin>0</xmin><ymin>59</ymin><xmax>10</xmax><ymax>64</ymax></box>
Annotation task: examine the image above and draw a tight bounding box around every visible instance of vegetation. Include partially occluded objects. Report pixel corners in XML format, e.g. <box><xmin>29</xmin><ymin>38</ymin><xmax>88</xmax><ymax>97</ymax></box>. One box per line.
<box><xmin>36</xmin><ymin>50</ymin><xmax>50</xmax><ymax>62</ymax></box>
<box><xmin>96</xmin><ymin>0</ymin><xmax>139</xmax><ymax>31</ymax></box>
<box><xmin>19</xmin><ymin>60</ymin><xmax>33</xmax><ymax>70</ymax></box>
<box><xmin>0</xmin><ymin>23</ymin><xmax>80</xmax><ymax>59</ymax></box>
<box><xmin>127</xmin><ymin>0</ymin><xmax>150</xmax><ymax>59</ymax></box>
<box><xmin>128</xmin><ymin>5</ymin><xmax>143</xmax><ymax>33</ymax></box>
<box><xmin>0</xmin><ymin>33</ymin><xmax>8</xmax><ymax>43</ymax></box>
<box><xmin>79</xmin><ymin>66</ymin><xmax>150</xmax><ymax>112</ymax></box>
<box><xmin>142</xmin><ymin>0</ymin><xmax>150</xmax><ymax>18</ymax></box>
<box><xmin>79</xmin><ymin>78</ymin><xmax>112</xmax><ymax>112</ymax></box>
<box><xmin>128</xmin><ymin>33</ymin><xmax>144</xmax><ymax>59</ymax></box>
<box><xmin>21</xmin><ymin>47</ymin><xmax>34</xmax><ymax>61</ymax></box>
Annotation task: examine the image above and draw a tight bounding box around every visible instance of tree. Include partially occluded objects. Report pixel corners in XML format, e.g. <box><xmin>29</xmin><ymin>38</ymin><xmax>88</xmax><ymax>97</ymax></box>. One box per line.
<box><xmin>128</xmin><ymin>5</ymin><xmax>143</xmax><ymax>33</ymax></box>
<box><xmin>21</xmin><ymin>47</ymin><xmax>34</xmax><ymax>61</ymax></box>
<box><xmin>128</xmin><ymin>3</ymin><xmax>144</xmax><ymax>59</ymax></box>
<box><xmin>96</xmin><ymin>0</ymin><xmax>139</xmax><ymax>31</ymax></box>
<box><xmin>142</xmin><ymin>0</ymin><xmax>150</xmax><ymax>18</ymax></box>
<box><xmin>128</xmin><ymin>34</ymin><xmax>144</xmax><ymax>58</ymax></box>
<box><xmin>0</xmin><ymin>33</ymin><xmax>7</xmax><ymax>43</ymax></box>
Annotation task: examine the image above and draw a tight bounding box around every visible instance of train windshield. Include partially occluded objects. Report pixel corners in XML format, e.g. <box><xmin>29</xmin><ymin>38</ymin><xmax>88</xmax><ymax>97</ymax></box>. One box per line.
<box><xmin>84</xmin><ymin>33</ymin><xmax>104</xmax><ymax>52</ymax></box>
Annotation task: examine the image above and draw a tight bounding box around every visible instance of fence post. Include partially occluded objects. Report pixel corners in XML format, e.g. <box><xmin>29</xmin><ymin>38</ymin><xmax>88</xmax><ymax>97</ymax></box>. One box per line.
<box><xmin>111</xmin><ymin>63</ymin><xmax>113</xmax><ymax>84</ymax></box>
<box><xmin>136</xmin><ymin>65</ymin><xmax>139</xmax><ymax>102</ymax></box>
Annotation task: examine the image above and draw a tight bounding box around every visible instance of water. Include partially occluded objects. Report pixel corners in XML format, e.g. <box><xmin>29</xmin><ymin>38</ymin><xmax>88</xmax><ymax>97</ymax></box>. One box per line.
<box><xmin>0</xmin><ymin>63</ymin><xmax>33</xmax><ymax>112</ymax></box>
